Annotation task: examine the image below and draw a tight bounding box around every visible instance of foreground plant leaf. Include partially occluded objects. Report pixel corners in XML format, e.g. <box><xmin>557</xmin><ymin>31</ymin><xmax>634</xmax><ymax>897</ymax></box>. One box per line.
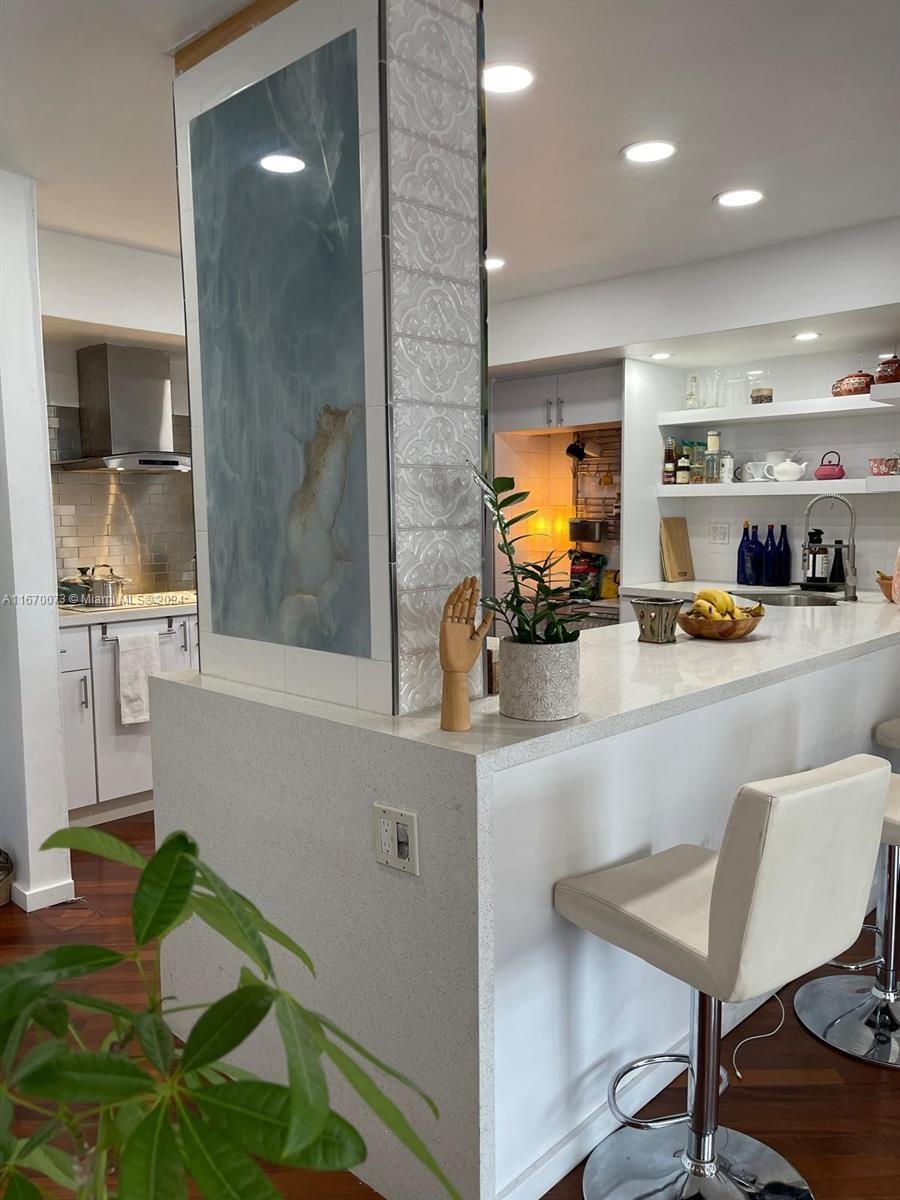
<box><xmin>133</xmin><ymin>833</ymin><xmax>198</xmax><ymax>945</ymax></box>
<box><xmin>41</xmin><ymin>827</ymin><xmax>147</xmax><ymax>869</ymax></box>
<box><xmin>181</xmin><ymin>986</ymin><xmax>273</xmax><ymax>1073</ymax></box>
<box><xmin>189</xmin><ymin>1080</ymin><xmax>294</xmax><ymax>1162</ymax></box>
<box><xmin>17</xmin><ymin>1050</ymin><xmax>155</xmax><ymax>1103</ymax></box>
<box><xmin>135</xmin><ymin>1012</ymin><xmax>175</xmax><ymax>1074</ymax></box>
<box><xmin>119</xmin><ymin>1104</ymin><xmax>185</xmax><ymax>1200</ymax></box>
<box><xmin>285</xmin><ymin>1113</ymin><xmax>366</xmax><ymax>1171</ymax></box>
<box><xmin>4</xmin><ymin>1172</ymin><xmax>41</xmax><ymax>1199</ymax></box>
<box><xmin>178</xmin><ymin>1105</ymin><xmax>281</xmax><ymax>1200</ymax></box>
<box><xmin>318</xmin><ymin>1035</ymin><xmax>460</xmax><ymax>1200</ymax></box>
<box><xmin>0</xmin><ymin>946</ymin><xmax>123</xmax><ymax>1021</ymax></box>
<box><xmin>193</xmin><ymin>863</ymin><xmax>273</xmax><ymax>978</ymax></box>
<box><xmin>17</xmin><ymin>1143</ymin><xmax>76</xmax><ymax>1191</ymax></box>
<box><xmin>274</xmin><ymin>995</ymin><xmax>328</xmax><ymax>1155</ymax></box>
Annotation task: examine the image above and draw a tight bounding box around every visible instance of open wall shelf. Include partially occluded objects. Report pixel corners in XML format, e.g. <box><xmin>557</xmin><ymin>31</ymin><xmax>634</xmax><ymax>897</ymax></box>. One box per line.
<box><xmin>656</xmin><ymin>477</ymin><xmax>900</xmax><ymax>498</ymax></box>
<box><xmin>657</xmin><ymin>383</ymin><xmax>900</xmax><ymax>429</ymax></box>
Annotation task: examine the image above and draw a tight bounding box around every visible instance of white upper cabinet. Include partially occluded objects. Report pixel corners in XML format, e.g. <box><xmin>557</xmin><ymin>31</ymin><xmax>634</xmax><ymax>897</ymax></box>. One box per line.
<box><xmin>555</xmin><ymin>365</ymin><xmax>623</xmax><ymax>429</ymax></box>
<box><xmin>492</xmin><ymin>374</ymin><xmax>557</xmax><ymax>432</ymax></box>
<box><xmin>492</xmin><ymin>366</ymin><xmax>623</xmax><ymax>433</ymax></box>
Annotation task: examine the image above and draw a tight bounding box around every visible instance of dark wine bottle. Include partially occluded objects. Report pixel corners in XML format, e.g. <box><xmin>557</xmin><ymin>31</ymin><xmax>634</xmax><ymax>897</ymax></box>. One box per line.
<box><xmin>762</xmin><ymin>524</ymin><xmax>778</xmax><ymax>586</ymax></box>
<box><xmin>776</xmin><ymin>524</ymin><xmax>792</xmax><ymax>585</ymax></box>
<box><xmin>736</xmin><ymin>521</ymin><xmax>751</xmax><ymax>585</ymax></box>
<box><xmin>748</xmin><ymin>525</ymin><xmax>764</xmax><ymax>586</ymax></box>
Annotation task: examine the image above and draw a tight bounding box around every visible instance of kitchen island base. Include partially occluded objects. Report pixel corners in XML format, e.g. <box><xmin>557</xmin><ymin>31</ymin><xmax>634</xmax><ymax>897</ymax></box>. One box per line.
<box><xmin>151</xmin><ymin>610</ymin><xmax>900</xmax><ymax>1200</ymax></box>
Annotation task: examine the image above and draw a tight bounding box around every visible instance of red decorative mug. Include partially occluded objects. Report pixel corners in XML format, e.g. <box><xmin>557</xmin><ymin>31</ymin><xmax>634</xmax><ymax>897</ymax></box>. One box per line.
<box><xmin>814</xmin><ymin>450</ymin><xmax>846</xmax><ymax>480</ymax></box>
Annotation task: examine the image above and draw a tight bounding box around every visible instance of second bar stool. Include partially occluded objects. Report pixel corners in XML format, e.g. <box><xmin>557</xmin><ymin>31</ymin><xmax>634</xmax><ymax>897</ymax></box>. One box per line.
<box><xmin>554</xmin><ymin>755</ymin><xmax>890</xmax><ymax>1200</ymax></box>
<box><xmin>795</xmin><ymin>747</ymin><xmax>900</xmax><ymax>1064</ymax></box>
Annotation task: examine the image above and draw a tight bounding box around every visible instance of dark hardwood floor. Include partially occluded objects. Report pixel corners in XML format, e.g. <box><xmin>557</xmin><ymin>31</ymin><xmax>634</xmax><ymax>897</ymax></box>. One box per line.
<box><xmin>4</xmin><ymin>814</ymin><xmax>899</xmax><ymax>1198</ymax></box>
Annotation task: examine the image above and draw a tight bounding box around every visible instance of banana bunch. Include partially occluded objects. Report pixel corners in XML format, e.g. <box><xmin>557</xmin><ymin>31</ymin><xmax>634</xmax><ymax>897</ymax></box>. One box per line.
<box><xmin>687</xmin><ymin>588</ymin><xmax>764</xmax><ymax>621</ymax></box>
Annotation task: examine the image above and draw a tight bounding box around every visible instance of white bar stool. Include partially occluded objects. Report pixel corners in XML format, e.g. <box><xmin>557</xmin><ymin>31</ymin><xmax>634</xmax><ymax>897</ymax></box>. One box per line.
<box><xmin>554</xmin><ymin>755</ymin><xmax>890</xmax><ymax>1200</ymax></box>
<box><xmin>795</xmin><ymin>733</ymin><xmax>900</xmax><ymax>1065</ymax></box>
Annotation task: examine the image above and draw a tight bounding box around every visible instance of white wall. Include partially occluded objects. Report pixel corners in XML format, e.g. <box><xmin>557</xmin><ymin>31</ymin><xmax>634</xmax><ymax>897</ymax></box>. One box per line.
<box><xmin>0</xmin><ymin>171</ymin><xmax>73</xmax><ymax>910</ymax></box>
<box><xmin>489</xmin><ymin>219</ymin><xmax>900</xmax><ymax>369</ymax></box>
<box><xmin>37</xmin><ymin>229</ymin><xmax>184</xmax><ymax>337</ymax></box>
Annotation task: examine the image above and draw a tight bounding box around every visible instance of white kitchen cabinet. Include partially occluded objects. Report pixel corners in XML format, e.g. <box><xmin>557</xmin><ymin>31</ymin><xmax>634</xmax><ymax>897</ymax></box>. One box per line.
<box><xmin>90</xmin><ymin>616</ymin><xmax>193</xmax><ymax>803</ymax></box>
<box><xmin>555</xmin><ymin>365</ymin><xmax>623</xmax><ymax>429</ymax></box>
<box><xmin>60</xmin><ymin>668</ymin><xmax>98</xmax><ymax>810</ymax></box>
<box><xmin>493</xmin><ymin>367</ymin><xmax>623</xmax><ymax>433</ymax></box>
<box><xmin>186</xmin><ymin>615</ymin><xmax>200</xmax><ymax>667</ymax></box>
<box><xmin>492</xmin><ymin>374</ymin><xmax>557</xmax><ymax>432</ymax></box>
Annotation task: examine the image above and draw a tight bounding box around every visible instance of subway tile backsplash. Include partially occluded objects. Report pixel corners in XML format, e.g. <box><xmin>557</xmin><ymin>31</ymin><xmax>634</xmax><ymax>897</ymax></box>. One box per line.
<box><xmin>49</xmin><ymin>406</ymin><xmax>196</xmax><ymax>592</ymax></box>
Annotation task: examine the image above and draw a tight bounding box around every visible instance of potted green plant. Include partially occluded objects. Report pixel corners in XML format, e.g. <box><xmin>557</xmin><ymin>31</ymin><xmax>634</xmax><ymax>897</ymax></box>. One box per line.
<box><xmin>0</xmin><ymin>827</ymin><xmax>460</xmax><ymax>1200</ymax></box>
<box><xmin>473</xmin><ymin>468</ymin><xmax>592</xmax><ymax>721</ymax></box>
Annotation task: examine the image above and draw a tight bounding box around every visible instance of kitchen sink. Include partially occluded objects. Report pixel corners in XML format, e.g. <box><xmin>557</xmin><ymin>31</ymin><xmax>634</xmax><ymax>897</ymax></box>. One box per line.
<box><xmin>741</xmin><ymin>592</ymin><xmax>840</xmax><ymax>607</ymax></box>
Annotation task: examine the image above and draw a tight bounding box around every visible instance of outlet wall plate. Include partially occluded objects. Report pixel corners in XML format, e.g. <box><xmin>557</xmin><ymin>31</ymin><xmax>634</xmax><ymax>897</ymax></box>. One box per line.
<box><xmin>373</xmin><ymin>804</ymin><xmax>420</xmax><ymax>875</ymax></box>
<box><xmin>710</xmin><ymin>522</ymin><xmax>730</xmax><ymax>546</ymax></box>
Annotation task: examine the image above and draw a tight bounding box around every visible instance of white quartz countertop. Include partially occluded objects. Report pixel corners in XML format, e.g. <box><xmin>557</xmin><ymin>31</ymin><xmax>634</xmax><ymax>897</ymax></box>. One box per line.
<box><xmin>59</xmin><ymin>592</ymin><xmax>198</xmax><ymax>626</ymax></box>
<box><xmin>620</xmin><ymin>580</ymin><xmax>872</xmax><ymax>600</ymax></box>
<box><xmin>157</xmin><ymin>592</ymin><xmax>900</xmax><ymax>770</ymax></box>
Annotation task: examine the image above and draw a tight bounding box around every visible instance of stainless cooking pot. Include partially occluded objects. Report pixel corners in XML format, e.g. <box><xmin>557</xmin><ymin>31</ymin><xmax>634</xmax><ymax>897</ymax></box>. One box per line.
<box><xmin>84</xmin><ymin>564</ymin><xmax>131</xmax><ymax>607</ymax></box>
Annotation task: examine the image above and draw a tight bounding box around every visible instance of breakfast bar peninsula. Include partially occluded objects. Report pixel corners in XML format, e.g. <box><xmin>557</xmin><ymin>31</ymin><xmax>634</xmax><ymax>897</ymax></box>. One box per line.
<box><xmin>151</xmin><ymin>597</ymin><xmax>900</xmax><ymax>1200</ymax></box>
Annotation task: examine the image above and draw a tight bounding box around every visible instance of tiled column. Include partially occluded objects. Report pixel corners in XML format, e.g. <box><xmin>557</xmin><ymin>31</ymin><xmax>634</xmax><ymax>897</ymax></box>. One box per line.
<box><xmin>385</xmin><ymin>0</ymin><xmax>485</xmax><ymax>713</ymax></box>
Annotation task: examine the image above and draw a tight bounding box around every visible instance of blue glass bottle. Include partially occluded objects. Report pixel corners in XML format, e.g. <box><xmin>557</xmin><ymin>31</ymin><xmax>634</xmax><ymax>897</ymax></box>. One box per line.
<box><xmin>776</xmin><ymin>524</ymin><xmax>792</xmax><ymax>585</ymax></box>
<box><xmin>748</xmin><ymin>525</ymin><xmax>764</xmax><ymax>585</ymax></box>
<box><xmin>736</xmin><ymin>521</ymin><xmax>751</xmax><ymax>585</ymax></box>
<box><xmin>762</xmin><ymin>524</ymin><xmax>778</xmax><ymax>586</ymax></box>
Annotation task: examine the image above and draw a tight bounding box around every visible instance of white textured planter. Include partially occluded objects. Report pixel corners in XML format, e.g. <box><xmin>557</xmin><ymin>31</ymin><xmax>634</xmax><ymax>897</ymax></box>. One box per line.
<box><xmin>498</xmin><ymin>638</ymin><xmax>580</xmax><ymax>721</ymax></box>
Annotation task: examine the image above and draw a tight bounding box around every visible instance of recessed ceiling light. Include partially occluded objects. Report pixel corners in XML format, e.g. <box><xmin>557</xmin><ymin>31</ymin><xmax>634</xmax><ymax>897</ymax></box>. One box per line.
<box><xmin>650</xmin><ymin>352</ymin><xmax>672</xmax><ymax>361</ymax></box>
<box><xmin>622</xmin><ymin>140</ymin><xmax>677</xmax><ymax>164</ymax></box>
<box><xmin>483</xmin><ymin>63</ymin><xmax>534</xmax><ymax>94</ymax></box>
<box><xmin>879</xmin><ymin>352</ymin><xmax>895</xmax><ymax>360</ymax></box>
<box><xmin>793</xmin><ymin>331</ymin><xmax>819</xmax><ymax>342</ymax></box>
<box><xmin>747</xmin><ymin>370</ymin><xmax>764</xmax><ymax>377</ymax></box>
<box><xmin>259</xmin><ymin>153</ymin><xmax>305</xmax><ymax>174</ymax></box>
<box><xmin>715</xmin><ymin>188</ymin><xmax>764</xmax><ymax>208</ymax></box>
<box><xmin>485</xmin><ymin>257</ymin><xmax>506</xmax><ymax>272</ymax></box>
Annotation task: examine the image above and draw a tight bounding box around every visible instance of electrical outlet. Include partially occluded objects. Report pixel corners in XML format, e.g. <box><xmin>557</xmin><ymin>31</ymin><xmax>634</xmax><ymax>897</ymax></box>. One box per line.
<box><xmin>710</xmin><ymin>523</ymin><xmax>730</xmax><ymax>546</ymax></box>
<box><xmin>373</xmin><ymin>805</ymin><xmax>420</xmax><ymax>875</ymax></box>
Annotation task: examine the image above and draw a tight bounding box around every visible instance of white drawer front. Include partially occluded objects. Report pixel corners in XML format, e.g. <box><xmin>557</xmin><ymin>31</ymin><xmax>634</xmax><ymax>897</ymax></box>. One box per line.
<box><xmin>59</xmin><ymin>625</ymin><xmax>90</xmax><ymax>672</ymax></box>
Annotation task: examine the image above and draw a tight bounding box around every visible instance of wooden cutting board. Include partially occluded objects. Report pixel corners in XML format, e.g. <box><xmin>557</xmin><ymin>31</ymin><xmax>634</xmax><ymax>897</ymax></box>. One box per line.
<box><xmin>660</xmin><ymin>517</ymin><xmax>695</xmax><ymax>582</ymax></box>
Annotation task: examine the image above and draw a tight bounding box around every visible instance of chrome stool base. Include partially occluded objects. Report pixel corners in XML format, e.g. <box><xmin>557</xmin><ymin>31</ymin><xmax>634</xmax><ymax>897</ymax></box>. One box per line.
<box><xmin>582</xmin><ymin>1123</ymin><xmax>812</xmax><ymax>1199</ymax></box>
<box><xmin>794</xmin><ymin>974</ymin><xmax>900</xmax><ymax>1067</ymax></box>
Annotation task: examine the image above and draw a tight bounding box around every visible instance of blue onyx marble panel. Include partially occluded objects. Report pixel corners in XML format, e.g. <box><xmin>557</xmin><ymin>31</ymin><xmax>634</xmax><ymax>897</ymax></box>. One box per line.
<box><xmin>190</xmin><ymin>32</ymin><xmax>370</xmax><ymax>657</ymax></box>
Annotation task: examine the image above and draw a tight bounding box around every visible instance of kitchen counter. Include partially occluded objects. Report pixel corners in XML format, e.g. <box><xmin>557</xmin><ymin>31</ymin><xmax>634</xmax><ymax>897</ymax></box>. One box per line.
<box><xmin>621</xmin><ymin>579</ymin><xmax>883</xmax><ymax>601</ymax></box>
<box><xmin>59</xmin><ymin>592</ymin><xmax>197</xmax><ymax>626</ymax></box>
<box><xmin>152</xmin><ymin>595</ymin><xmax>900</xmax><ymax>1200</ymax></box>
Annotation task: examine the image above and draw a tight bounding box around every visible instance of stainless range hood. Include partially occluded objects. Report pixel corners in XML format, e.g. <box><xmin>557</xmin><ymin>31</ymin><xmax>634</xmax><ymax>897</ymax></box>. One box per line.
<box><xmin>58</xmin><ymin>344</ymin><xmax>191</xmax><ymax>472</ymax></box>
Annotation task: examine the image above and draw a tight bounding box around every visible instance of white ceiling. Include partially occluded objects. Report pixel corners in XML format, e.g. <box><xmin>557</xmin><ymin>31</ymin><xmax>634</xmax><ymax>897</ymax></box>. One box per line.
<box><xmin>0</xmin><ymin>0</ymin><xmax>242</xmax><ymax>254</ymax></box>
<box><xmin>2</xmin><ymin>0</ymin><xmax>898</xmax><ymax>310</ymax></box>
<box><xmin>485</xmin><ymin>0</ymin><xmax>900</xmax><ymax>302</ymax></box>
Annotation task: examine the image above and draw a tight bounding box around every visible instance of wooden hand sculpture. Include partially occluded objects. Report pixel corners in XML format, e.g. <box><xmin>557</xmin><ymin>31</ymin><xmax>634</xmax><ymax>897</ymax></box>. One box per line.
<box><xmin>439</xmin><ymin>576</ymin><xmax>492</xmax><ymax>732</ymax></box>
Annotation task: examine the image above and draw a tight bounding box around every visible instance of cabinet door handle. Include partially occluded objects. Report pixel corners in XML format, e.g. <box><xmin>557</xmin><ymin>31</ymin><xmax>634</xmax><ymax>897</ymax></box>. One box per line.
<box><xmin>557</xmin><ymin>397</ymin><xmax>565</xmax><ymax>426</ymax></box>
<box><xmin>181</xmin><ymin>621</ymin><xmax>189</xmax><ymax>653</ymax></box>
<box><xmin>546</xmin><ymin>398</ymin><xmax>553</xmax><ymax>426</ymax></box>
<box><xmin>80</xmin><ymin>674</ymin><xmax>90</xmax><ymax>710</ymax></box>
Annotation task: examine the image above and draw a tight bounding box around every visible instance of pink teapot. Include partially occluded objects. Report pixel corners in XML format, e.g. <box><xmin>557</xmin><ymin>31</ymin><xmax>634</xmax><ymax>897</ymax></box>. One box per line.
<box><xmin>814</xmin><ymin>451</ymin><xmax>846</xmax><ymax>481</ymax></box>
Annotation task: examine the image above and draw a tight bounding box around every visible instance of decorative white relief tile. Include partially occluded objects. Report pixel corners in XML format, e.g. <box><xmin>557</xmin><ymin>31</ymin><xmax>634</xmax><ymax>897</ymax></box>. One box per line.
<box><xmin>396</xmin><ymin>526</ymin><xmax>482</xmax><ymax>589</ymax></box>
<box><xmin>395</xmin><ymin>466</ymin><xmax>481</xmax><ymax>529</ymax></box>
<box><xmin>398</xmin><ymin>647</ymin><xmax>481</xmax><ymax>714</ymax></box>
<box><xmin>416</xmin><ymin>0</ymin><xmax>476</xmax><ymax>26</ymax></box>
<box><xmin>398</xmin><ymin>587</ymin><xmax>448</xmax><ymax>653</ymax></box>
<box><xmin>388</xmin><ymin>58</ymin><xmax>477</xmax><ymax>156</ymax></box>
<box><xmin>393</xmin><ymin>402</ymin><xmax>481</xmax><ymax>465</ymax></box>
<box><xmin>391</xmin><ymin>268</ymin><xmax>480</xmax><ymax>345</ymax></box>
<box><xmin>387</xmin><ymin>0</ymin><xmax>477</xmax><ymax>91</ymax></box>
<box><xmin>389</xmin><ymin>126</ymin><xmax>478</xmax><ymax>219</ymax></box>
<box><xmin>390</xmin><ymin>198</ymin><xmax>479</xmax><ymax>284</ymax></box>
<box><xmin>392</xmin><ymin>335</ymin><xmax>481</xmax><ymax>407</ymax></box>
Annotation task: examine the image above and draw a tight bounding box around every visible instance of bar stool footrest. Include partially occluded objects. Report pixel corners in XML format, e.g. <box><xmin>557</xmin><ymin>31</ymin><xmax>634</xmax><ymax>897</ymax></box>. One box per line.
<box><xmin>607</xmin><ymin>1053</ymin><xmax>728</xmax><ymax>1131</ymax></box>
<box><xmin>827</xmin><ymin>922</ymin><xmax>882</xmax><ymax>971</ymax></box>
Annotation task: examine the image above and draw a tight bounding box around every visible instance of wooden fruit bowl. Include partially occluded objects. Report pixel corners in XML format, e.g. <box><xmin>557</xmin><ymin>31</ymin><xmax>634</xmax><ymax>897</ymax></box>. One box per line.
<box><xmin>677</xmin><ymin>612</ymin><xmax>764</xmax><ymax>641</ymax></box>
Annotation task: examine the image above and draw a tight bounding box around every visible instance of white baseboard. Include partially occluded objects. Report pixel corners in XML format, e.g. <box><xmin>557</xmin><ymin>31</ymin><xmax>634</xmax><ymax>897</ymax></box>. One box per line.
<box><xmin>496</xmin><ymin>994</ymin><xmax>769</xmax><ymax>1200</ymax></box>
<box><xmin>12</xmin><ymin>877</ymin><xmax>76</xmax><ymax>913</ymax></box>
<box><xmin>68</xmin><ymin>792</ymin><xmax>154</xmax><ymax>828</ymax></box>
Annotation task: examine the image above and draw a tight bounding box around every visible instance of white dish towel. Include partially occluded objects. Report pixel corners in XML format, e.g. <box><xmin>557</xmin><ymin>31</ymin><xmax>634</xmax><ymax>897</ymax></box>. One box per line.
<box><xmin>117</xmin><ymin>630</ymin><xmax>161</xmax><ymax>725</ymax></box>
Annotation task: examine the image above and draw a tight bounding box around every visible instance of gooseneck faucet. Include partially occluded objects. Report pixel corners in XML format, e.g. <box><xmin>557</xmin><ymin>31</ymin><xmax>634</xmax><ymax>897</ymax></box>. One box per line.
<box><xmin>804</xmin><ymin>494</ymin><xmax>857</xmax><ymax>601</ymax></box>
